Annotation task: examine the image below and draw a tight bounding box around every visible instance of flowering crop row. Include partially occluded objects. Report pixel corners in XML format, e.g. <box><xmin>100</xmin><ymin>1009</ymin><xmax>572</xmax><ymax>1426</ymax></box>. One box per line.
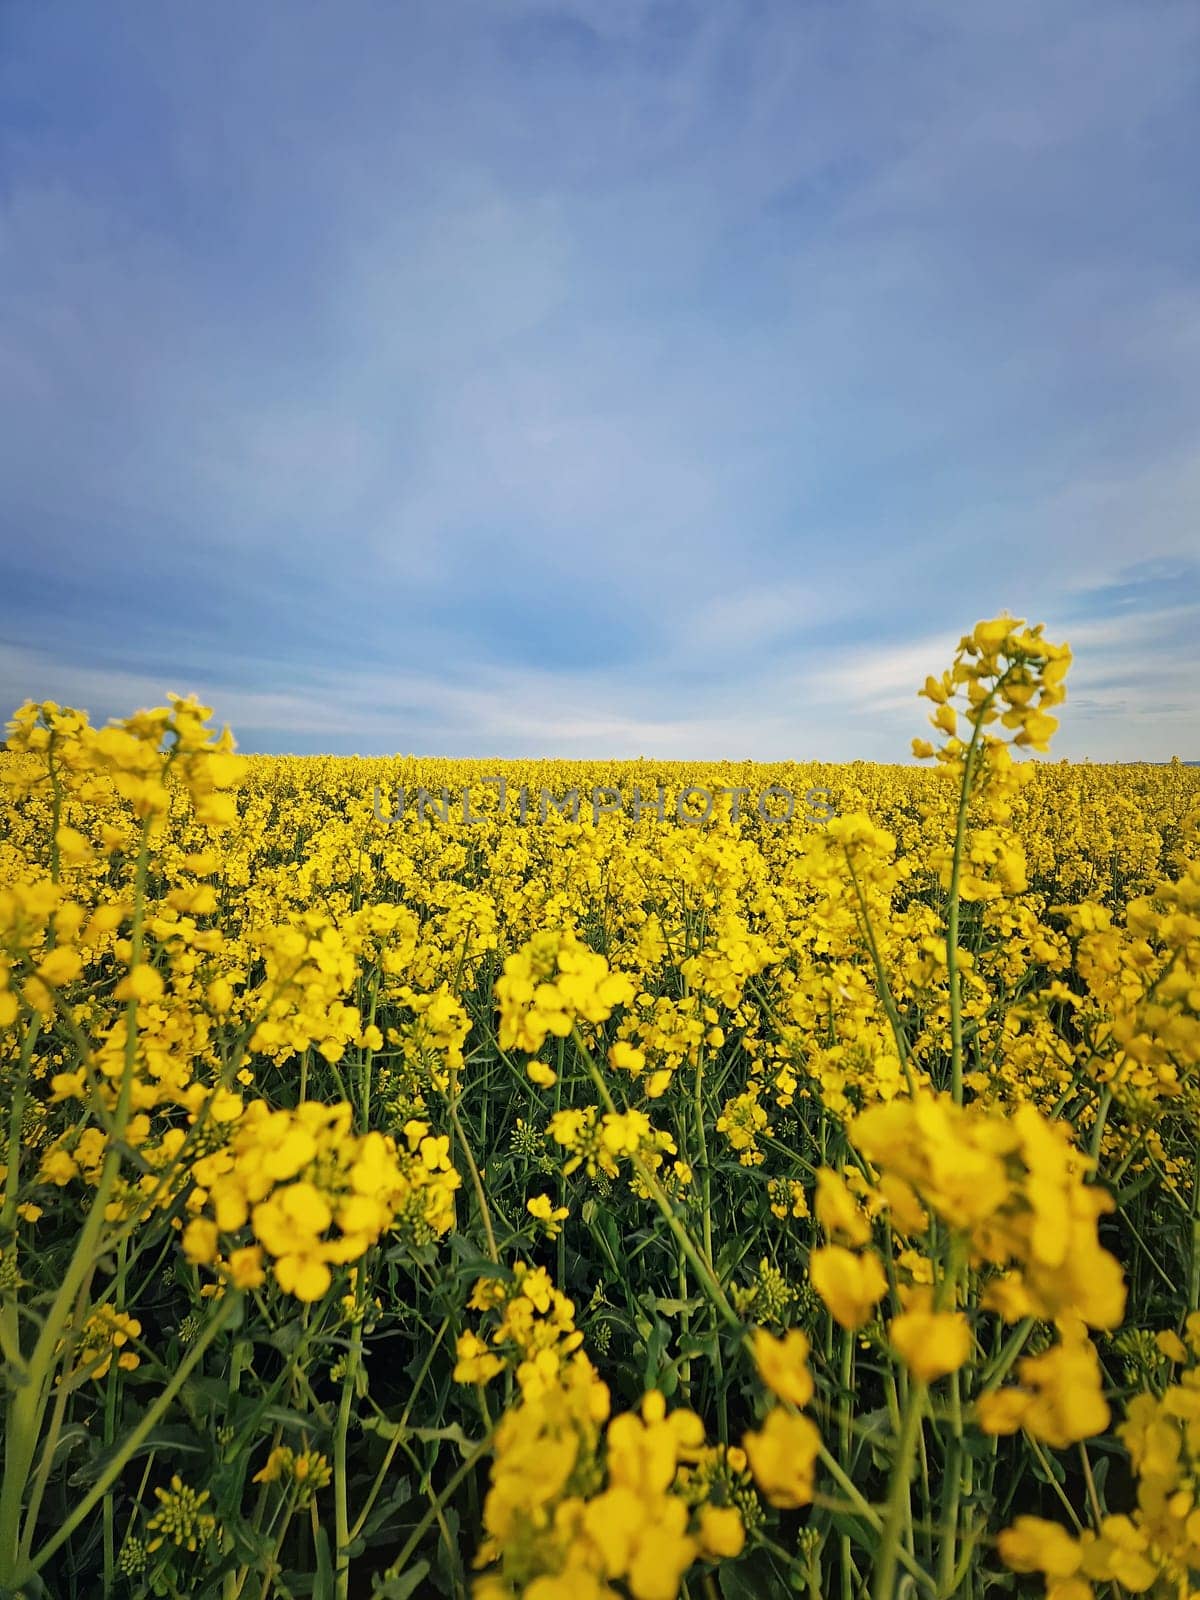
<box><xmin>0</xmin><ymin>618</ymin><xmax>1197</xmax><ymax>1599</ymax></box>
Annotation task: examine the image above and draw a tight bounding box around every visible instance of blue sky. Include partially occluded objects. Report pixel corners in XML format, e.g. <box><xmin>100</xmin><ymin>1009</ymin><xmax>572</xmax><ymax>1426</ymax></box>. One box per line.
<box><xmin>1</xmin><ymin>0</ymin><xmax>1197</xmax><ymax>759</ymax></box>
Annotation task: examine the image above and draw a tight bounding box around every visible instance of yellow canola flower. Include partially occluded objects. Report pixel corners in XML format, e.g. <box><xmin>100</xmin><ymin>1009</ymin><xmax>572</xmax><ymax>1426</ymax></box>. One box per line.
<box><xmin>977</xmin><ymin>1322</ymin><xmax>1110</xmax><ymax>1448</ymax></box>
<box><xmin>888</xmin><ymin>1292</ymin><xmax>972</xmax><ymax>1381</ymax></box>
<box><xmin>115</xmin><ymin>963</ymin><xmax>164</xmax><ymax>1002</ymax></box>
<box><xmin>742</xmin><ymin>1408</ymin><xmax>821</xmax><ymax>1509</ymax></box>
<box><xmin>997</xmin><ymin>1515</ymin><xmax>1083</xmax><ymax>1579</ymax></box>
<box><xmin>697</xmin><ymin>1505</ymin><xmax>745</xmax><ymax>1560</ymax></box>
<box><xmin>750</xmin><ymin>1326</ymin><xmax>814</xmax><ymax>1409</ymax></box>
<box><xmin>2</xmin><ymin>626</ymin><xmax>1198</xmax><ymax>1596</ymax></box>
<box><xmin>527</xmin><ymin>1193</ymin><xmax>569</xmax><ymax>1238</ymax></box>
<box><xmin>810</xmin><ymin>1246</ymin><xmax>888</xmax><ymax>1330</ymax></box>
<box><xmin>36</xmin><ymin>946</ymin><xmax>82</xmax><ymax>986</ymax></box>
<box><xmin>184</xmin><ymin>1101</ymin><xmax>460</xmax><ymax>1302</ymax></box>
<box><xmin>814</xmin><ymin>1168</ymin><xmax>872</xmax><ymax>1245</ymax></box>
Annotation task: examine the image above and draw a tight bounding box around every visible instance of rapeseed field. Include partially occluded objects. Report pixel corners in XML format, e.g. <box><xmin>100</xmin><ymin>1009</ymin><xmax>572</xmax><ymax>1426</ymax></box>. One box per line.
<box><xmin>1</xmin><ymin>617</ymin><xmax>1198</xmax><ymax>1600</ymax></box>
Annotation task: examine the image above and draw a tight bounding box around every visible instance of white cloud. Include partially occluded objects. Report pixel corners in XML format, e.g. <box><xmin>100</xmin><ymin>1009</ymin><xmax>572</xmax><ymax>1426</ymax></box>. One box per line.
<box><xmin>2</xmin><ymin>0</ymin><xmax>1199</xmax><ymax>759</ymax></box>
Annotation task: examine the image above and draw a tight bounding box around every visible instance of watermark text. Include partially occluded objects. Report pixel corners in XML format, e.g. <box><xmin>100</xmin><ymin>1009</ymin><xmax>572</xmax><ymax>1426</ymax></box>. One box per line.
<box><xmin>371</xmin><ymin>779</ymin><xmax>835</xmax><ymax>828</ymax></box>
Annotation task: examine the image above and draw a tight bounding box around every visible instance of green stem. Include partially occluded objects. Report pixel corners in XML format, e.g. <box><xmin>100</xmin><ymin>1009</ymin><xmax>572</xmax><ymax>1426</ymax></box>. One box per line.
<box><xmin>359</xmin><ymin>970</ymin><xmax>380</xmax><ymax>1128</ymax></box>
<box><xmin>574</xmin><ymin>1031</ymin><xmax>740</xmax><ymax>1330</ymax></box>
<box><xmin>839</xmin><ymin>1332</ymin><xmax>854</xmax><ymax>1600</ymax></box>
<box><xmin>872</xmin><ymin>1381</ymin><xmax>928</xmax><ymax>1600</ymax></box>
<box><xmin>1089</xmin><ymin>1086</ymin><xmax>1113</xmax><ymax>1165</ymax></box>
<box><xmin>0</xmin><ymin>1139</ymin><xmax>126</xmax><ymax>1566</ymax></box>
<box><xmin>384</xmin><ymin>1432</ymin><xmax>493</xmax><ymax>1582</ymax></box>
<box><xmin>0</xmin><ymin>1018</ymin><xmax>38</xmax><ymax>1234</ymax></box>
<box><xmin>101</xmin><ymin>1237</ymin><xmax>129</xmax><ymax>1595</ymax></box>
<box><xmin>449</xmin><ymin>1075</ymin><xmax>497</xmax><ymax>1264</ymax></box>
<box><xmin>333</xmin><ymin>1277</ymin><xmax>366</xmax><ymax>1600</ymax></box>
<box><xmin>0</xmin><ymin>1017</ymin><xmax>39</xmax><ymax>1387</ymax></box>
<box><xmin>816</xmin><ymin>1446</ymin><xmax>936</xmax><ymax>1596</ymax></box>
<box><xmin>937</xmin><ymin>1371</ymin><xmax>964</xmax><ymax>1597</ymax></box>
<box><xmin>978</xmin><ymin>1317</ymin><xmax>1034</xmax><ymax>1391</ymax></box>
<box><xmin>18</xmin><ymin>1273</ymin><xmax>93</xmax><ymax>1570</ymax></box>
<box><xmin>349</xmin><ymin>1317</ymin><xmax>452</xmax><ymax>1544</ymax></box>
<box><xmin>16</xmin><ymin>1291</ymin><xmax>242</xmax><ymax>1584</ymax></box>
<box><xmin>944</xmin><ymin>680</ymin><xmax>1005</xmax><ymax>1104</ymax></box>
<box><xmin>256</xmin><ymin>1484</ymin><xmax>302</xmax><ymax>1600</ymax></box>
<box><xmin>843</xmin><ymin>852</ymin><xmax>913</xmax><ymax>1088</ymax></box>
<box><xmin>694</xmin><ymin>1046</ymin><xmax>714</xmax><ymax>1272</ymax></box>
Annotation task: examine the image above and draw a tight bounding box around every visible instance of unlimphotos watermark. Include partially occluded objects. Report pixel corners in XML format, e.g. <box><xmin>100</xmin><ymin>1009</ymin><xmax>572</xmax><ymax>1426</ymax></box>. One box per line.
<box><xmin>371</xmin><ymin>779</ymin><xmax>836</xmax><ymax>828</ymax></box>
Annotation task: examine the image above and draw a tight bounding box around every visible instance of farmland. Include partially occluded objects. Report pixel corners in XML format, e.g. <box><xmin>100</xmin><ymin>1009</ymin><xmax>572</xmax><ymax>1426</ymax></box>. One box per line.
<box><xmin>1</xmin><ymin>618</ymin><xmax>1198</xmax><ymax>1599</ymax></box>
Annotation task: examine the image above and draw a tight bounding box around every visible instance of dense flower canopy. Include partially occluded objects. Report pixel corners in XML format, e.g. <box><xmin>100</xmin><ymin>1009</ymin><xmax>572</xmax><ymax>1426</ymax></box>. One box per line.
<box><xmin>1</xmin><ymin>619</ymin><xmax>1198</xmax><ymax>1597</ymax></box>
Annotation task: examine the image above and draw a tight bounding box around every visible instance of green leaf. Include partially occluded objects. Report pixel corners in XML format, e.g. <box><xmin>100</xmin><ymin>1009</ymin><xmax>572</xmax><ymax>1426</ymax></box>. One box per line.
<box><xmin>69</xmin><ymin>1425</ymin><xmax>206</xmax><ymax>1487</ymax></box>
<box><xmin>262</xmin><ymin>1404</ymin><xmax>333</xmax><ymax>1432</ymax></box>
<box><xmin>644</xmin><ymin>1318</ymin><xmax>669</xmax><ymax>1386</ymax></box>
<box><xmin>826</xmin><ymin>1507</ymin><xmax>876</xmax><ymax>1554</ymax></box>
<box><xmin>1114</xmin><ymin>1170</ymin><xmax>1158</xmax><ymax>1205</ymax></box>
<box><xmin>1030</xmin><ymin>1449</ymin><xmax>1067</xmax><ymax>1485</ymax></box>
<box><xmin>678</xmin><ymin>1331</ymin><xmax>720</xmax><ymax>1363</ymax></box>
<box><xmin>375</xmin><ymin>1560</ymin><xmax>430</xmax><ymax>1599</ymax></box>
<box><xmin>433</xmin><ymin>1504</ymin><xmax>464</xmax><ymax>1593</ymax></box>
<box><xmin>653</xmin><ymin>1296</ymin><xmax>704</xmax><ymax>1317</ymax></box>
<box><xmin>718</xmin><ymin>1550</ymin><xmax>788</xmax><ymax>1598</ymax></box>
<box><xmin>357</xmin><ymin>1478</ymin><xmax>413</xmax><ymax>1546</ymax></box>
<box><xmin>407</xmin><ymin>1422</ymin><xmax>478</xmax><ymax>1453</ymax></box>
<box><xmin>362</xmin><ymin>1414</ymin><xmax>408</xmax><ymax>1440</ymax></box>
<box><xmin>312</xmin><ymin>1525</ymin><xmax>334</xmax><ymax>1600</ymax></box>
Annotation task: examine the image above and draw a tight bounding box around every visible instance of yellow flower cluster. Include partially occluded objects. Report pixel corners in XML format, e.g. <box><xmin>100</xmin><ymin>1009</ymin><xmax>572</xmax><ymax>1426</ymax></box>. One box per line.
<box><xmin>547</xmin><ymin>1104</ymin><xmax>683</xmax><ymax>1192</ymax></box>
<box><xmin>978</xmin><ymin>1318</ymin><xmax>1110</xmax><ymax>1448</ymax></box>
<box><xmin>252</xmin><ymin>1445</ymin><xmax>332</xmax><ymax>1503</ymax></box>
<box><xmin>68</xmin><ymin>1305</ymin><xmax>143</xmax><ymax>1381</ymax></box>
<box><xmin>145</xmin><ymin>1475</ymin><xmax>218</xmax><ymax>1555</ymax></box>
<box><xmin>246</xmin><ymin>917</ymin><xmax>365</xmax><ymax>1065</ymax></box>
<box><xmin>496</xmin><ymin>929</ymin><xmax>635</xmax><ymax>1085</ymax></box>
<box><xmin>474</xmin><ymin>1367</ymin><xmax>744</xmax><ymax>1599</ymax></box>
<box><xmin>455</xmin><ymin>1263</ymin><xmax>586</xmax><ymax>1395</ymax></box>
<box><xmin>457</xmin><ymin>1264</ymin><xmax>749</xmax><ymax>1597</ymax></box>
<box><xmin>848</xmin><ymin>1092</ymin><xmax>1127</xmax><ymax>1330</ymax></box>
<box><xmin>1000</xmin><ymin>1317</ymin><xmax>1200</xmax><ymax>1597</ymax></box>
<box><xmin>182</xmin><ymin>1102</ymin><xmax>459</xmax><ymax>1301</ymax></box>
<box><xmin>913</xmin><ymin>615</ymin><xmax>1072</xmax><ymax>765</ymax></box>
<box><xmin>5</xmin><ymin>694</ymin><xmax>242</xmax><ymax>831</ymax></box>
